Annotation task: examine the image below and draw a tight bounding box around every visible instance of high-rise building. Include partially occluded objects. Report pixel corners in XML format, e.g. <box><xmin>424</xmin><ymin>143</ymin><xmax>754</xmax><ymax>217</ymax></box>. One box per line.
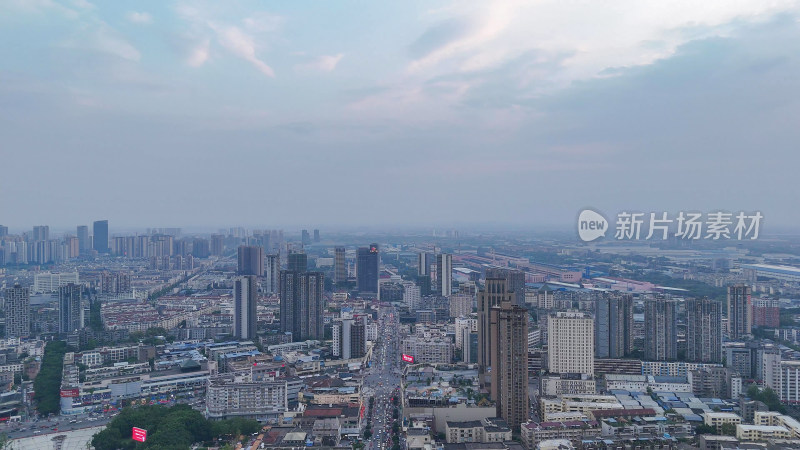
<box><xmin>485</xmin><ymin>267</ymin><xmax>526</xmax><ymax>306</ymax></box>
<box><xmin>753</xmin><ymin>299</ymin><xmax>780</xmax><ymax>328</ymax></box>
<box><xmin>547</xmin><ymin>311</ymin><xmax>594</xmax><ymax>375</ymax></box>
<box><xmin>644</xmin><ymin>297</ymin><xmax>677</xmax><ymax>361</ymax></box>
<box><xmin>287</xmin><ymin>252</ymin><xmax>308</xmax><ymax>273</ymax></box>
<box><xmin>301</xmin><ymin>229</ymin><xmax>311</xmax><ymax>246</ymax></box>
<box><xmin>356</xmin><ymin>244</ymin><xmax>379</xmax><ymax>295</ymax></box>
<box><xmin>264</xmin><ymin>253</ymin><xmax>280</xmax><ymax>294</ymax></box>
<box><xmin>418</xmin><ymin>252</ymin><xmax>434</xmax><ymax>277</ymax></box>
<box><xmin>3</xmin><ymin>284</ymin><xmax>30</xmax><ymax>338</ymax></box>
<box><xmin>595</xmin><ymin>293</ymin><xmax>633</xmax><ymax>359</ymax></box>
<box><xmin>237</xmin><ymin>245</ymin><xmax>264</xmax><ymax>276</ymax></box>
<box><xmin>0</xmin><ymin>225</ymin><xmax>8</xmax><ymax>237</ymax></box>
<box><xmin>313</xmin><ymin>229</ymin><xmax>320</xmax><ymax>243</ymax></box>
<box><xmin>478</xmin><ymin>278</ymin><xmax>514</xmax><ymax>391</ymax></box>
<box><xmin>686</xmin><ymin>297</ymin><xmax>723</xmax><ymax>363</ymax></box>
<box><xmin>334</xmin><ymin>247</ymin><xmax>347</xmax><ymax>284</ymax></box>
<box><xmin>210</xmin><ymin>234</ymin><xmax>225</xmax><ymax>256</ymax></box>
<box><xmin>32</xmin><ymin>225</ymin><xmax>49</xmax><ymax>242</ymax></box>
<box><xmin>489</xmin><ymin>300</ymin><xmax>529</xmax><ymax>432</ymax></box>
<box><xmin>280</xmin><ymin>270</ymin><xmax>324</xmax><ymax>341</ymax></box>
<box><xmin>58</xmin><ymin>283</ymin><xmax>83</xmax><ymax>334</ymax></box>
<box><xmin>437</xmin><ymin>253</ymin><xmax>453</xmax><ymax>296</ymax></box>
<box><xmin>728</xmin><ymin>285</ymin><xmax>752</xmax><ymax>339</ymax></box>
<box><xmin>234</xmin><ymin>276</ymin><xmax>258</xmax><ymax>339</ymax></box>
<box><xmin>93</xmin><ymin>220</ymin><xmax>109</xmax><ymax>254</ymax></box>
<box><xmin>77</xmin><ymin>226</ymin><xmax>89</xmax><ymax>253</ymax></box>
<box><xmin>192</xmin><ymin>238</ymin><xmax>210</xmax><ymax>258</ymax></box>
<box><xmin>332</xmin><ymin>318</ymin><xmax>366</xmax><ymax>360</ymax></box>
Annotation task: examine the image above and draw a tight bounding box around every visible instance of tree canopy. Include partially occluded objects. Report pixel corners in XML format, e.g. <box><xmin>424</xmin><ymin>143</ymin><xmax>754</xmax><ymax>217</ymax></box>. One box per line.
<box><xmin>92</xmin><ymin>404</ymin><xmax>260</xmax><ymax>450</ymax></box>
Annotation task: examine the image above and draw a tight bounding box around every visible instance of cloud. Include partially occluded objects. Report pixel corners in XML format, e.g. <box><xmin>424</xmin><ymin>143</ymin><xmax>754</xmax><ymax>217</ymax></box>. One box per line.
<box><xmin>408</xmin><ymin>16</ymin><xmax>477</xmax><ymax>60</ymax></box>
<box><xmin>176</xmin><ymin>5</ymin><xmax>278</xmax><ymax>77</ymax></box>
<box><xmin>212</xmin><ymin>24</ymin><xmax>275</xmax><ymax>76</ymax></box>
<box><xmin>57</xmin><ymin>20</ymin><xmax>141</xmax><ymax>61</ymax></box>
<box><xmin>186</xmin><ymin>39</ymin><xmax>210</xmax><ymax>67</ymax></box>
<box><xmin>126</xmin><ymin>11</ymin><xmax>152</xmax><ymax>25</ymax></box>
<box><xmin>296</xmin><ymin>54</ymin><xmax>344</xmax><ymax>73</ymax></box>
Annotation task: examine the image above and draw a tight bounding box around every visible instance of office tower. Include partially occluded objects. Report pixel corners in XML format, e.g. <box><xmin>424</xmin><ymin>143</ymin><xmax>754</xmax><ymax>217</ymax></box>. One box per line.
<box><xmin>436</xmin><ymin>253</ymin><xmax>453</xmax><ymax>296</ymax></box>
<box><xmin>234</xmin><ymin>276</ymin><xmax>258</xmax><ymax>339</ymax></box>
<box><xmin>417</xmin><ymin>252</ymin><xmax>434</xmax><ymax>277</ymax></box>
<box><xmin>728</xmin><ymin>284</ymin><xmax>752</xmax><ymax>339</ymax></box>
<box><xmin>264</xmin><ymin>253</ymin><xmax>280</xmax><ymax>294</ymax></box>
<box><xmin>595</xmin><ymin>293</ymin><xmax>634</xmax><ymax>358</ymax></box>
<box><xmin>464</xmin><ymin>332</ymin><xmax>479</xmax><ymax>364</ymax></box>
<box><xmin>356</xmin><ymin>244</ymin><xmax>379</xmax><ymax>295</ymax></box>
<box><xmin>58</xmin><ymin>283</ymin><xmax>83</xmax><ymax>334</ymax></box>
<box><xmin>644</xmin><ymin>297</ymin><xmax>677</xmax><ymax>361</ymax></box>
<box><xmin>489</xmin><ymin>300</ymin><xmax>529</xmax><ymax>432</ymax></box>
<box><xmin>547</xmin><ymin>311</ymin><xmax>594</xmax><ymax>375</ymax></box>
<box><xmin>301</xmin><ymin>229</ymin><xmax>311</xmax><ymax>246</ymax></box>
<box><xmin>287</xmin><ymin>252</ymin><xmax>308</xmax><ymax>273</ymax></box>
<box><xmin>76</xmin><ymin>226</ymin><xmax>89</xmax><ymax>253</ymax></box>
<box><xmin>416</xmin><ymin>275</ymin><xmax>432</xmax><ymax>297</ymax></box>
<box><xmin>192</xmin><ymin>238</ymin><xmax>210</xmax><ymax>258</ymax></box>
<box><xmin>280</xmin><ymin>270</ymin><xmax>324</xmax><ymax>341</ymax></box>
<box><xmin>64</xmin><ymin>236</ymin><xmax>81</xmax><ymax>259</ymax></box>
<box><xmin>237</xmin><ymin>245</ymin><xmax>264</xmax><ymax>276</ymax></box>
<box><xmin>313</xmin><ymin>229</ymin><xmax>320</xmax><ymax>243</ymax></box>
<box><xmin>32</xmin><ymin>225</ymin><xmax>49</xmax><ymax>242</ymax></box>
<box><xmin>334</xmin><ymin>247</ymin><xmax>346</xmax><ymax>284</ymax></box>
<box><xmin>686</xmin><ymin>297</ymin><xmax>723</xmax><ymax>363</ymax></box>
<box><xmin>0</xmin><ymin>225</ymin><xmax>8</xmax><ymax>237</ymax></box>
<box><xmin>485</xmin><ymin>267</ymin><xmax>526</xmax><ymax>306</ymax></box>
<box><xmin>3</xmin><ymin>284</ymin><xmax>30</xmax><ymax>338</ymax></box>
<box><xmin>333</xmin><ymin>318</ymin><xmax>366</xmax><ymax>359</ymax></box>
<box><xmin>478</xmin><ymin>278</ymin><xmax>514</xmax><ymax>390</ymax></box>
<box><xmin>92</xmin><ymin>220</ymin><xmax>109</xmax><ymax>253</ymax></box>
<box><xmin>210</xmin><ymin>234</ymin><xmax>225</xmax><ymax>256</ymax></box>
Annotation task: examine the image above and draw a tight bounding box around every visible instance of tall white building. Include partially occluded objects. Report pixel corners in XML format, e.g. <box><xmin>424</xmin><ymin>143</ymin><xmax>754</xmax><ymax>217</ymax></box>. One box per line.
<box><xmin>234</xmin><ymin>276</ymin><xmax>257</xmax><ymax>340</ymax></box>
<box><xmin>548</xmin><ymin>311</ymin><xmax>594</xmax><ymax>375</ymax></box>
<box><xmin>33</xmin><ymin>272</ymin><xmax>79</xmax><ymax>293</ymax></box>
<box><xmin>437</xmin><ymin>253</ymin><xmax>453</xmax><ymax>296</ymax></box>
<box><xmin>402</xmin><ymin>281</ymin><xmax>421</xmax><ymax>309</ymax></box>
<box><xmin>455</xmin><ymin>317</ymin><xmax>478</xmax><ymax>350</ymax></box>
<box><xmin>449</xmin><ymin>295</ymin><xmax>473</xmax><ymax>318</ymax></box>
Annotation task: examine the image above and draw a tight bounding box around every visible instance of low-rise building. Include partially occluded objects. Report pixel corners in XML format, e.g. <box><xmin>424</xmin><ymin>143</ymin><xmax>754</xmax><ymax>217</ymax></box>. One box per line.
<box><xmin>736</xmin><ymin>424</ymin><xmax>792</xmax><ymax>441</ymax></box>
<box><xmin>703</xmin><ymin>412</ymin><xmax>741</xmax><ymax>433</ymax></box>
<box><xmin>205</xmin><ymin>374</ymin><xmax>287</xmax><ymax>421</ymax></box>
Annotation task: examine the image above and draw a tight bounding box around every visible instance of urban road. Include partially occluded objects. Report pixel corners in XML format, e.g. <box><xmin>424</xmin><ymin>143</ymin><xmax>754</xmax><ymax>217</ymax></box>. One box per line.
<box><xmin>363</xmin><ymin>305</ymin><xmax>403</xmax><ymax>450</ymax></box>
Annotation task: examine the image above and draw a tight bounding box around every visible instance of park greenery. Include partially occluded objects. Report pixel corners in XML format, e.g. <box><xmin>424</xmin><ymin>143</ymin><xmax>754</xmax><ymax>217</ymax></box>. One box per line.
<box><xmin>92</xmin><ymin>404</ymin><xmax>260</xmax><ymax>450</ymax></box>
<box><xmin>33</xmin><ymin>340</ymin><xmax>68</xmax><ymax>416</ymax></box>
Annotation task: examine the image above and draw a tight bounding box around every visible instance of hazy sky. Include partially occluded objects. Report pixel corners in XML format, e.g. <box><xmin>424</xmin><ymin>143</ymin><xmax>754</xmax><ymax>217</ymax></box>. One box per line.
<box><xmin>2</xmin><ymin>1</ymin><xmax>800</xmax><ymax>231</ymax></box>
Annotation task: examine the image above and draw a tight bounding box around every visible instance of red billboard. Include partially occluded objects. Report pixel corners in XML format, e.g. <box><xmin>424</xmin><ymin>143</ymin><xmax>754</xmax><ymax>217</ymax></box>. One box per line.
<box><xmin>401</xmin><ymin>354</ymin><xmax>414</xmax><ymax>363</ymax></box>
<box><xmin>60</xmin><ymin>388</ymin><xmax>79</xmax><ymax>398</ymax></box>
<box><xmin>132</xmin><ymin>427</ymin><xmax>147</xmax><ymax>443</ymax></box>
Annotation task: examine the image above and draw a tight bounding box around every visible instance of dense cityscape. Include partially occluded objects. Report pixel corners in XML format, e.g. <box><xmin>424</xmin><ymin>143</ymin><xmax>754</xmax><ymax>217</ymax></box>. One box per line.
<box><xmin>0</xmin><ymin>224</ymin><xmax>800</xmax><ymax>449</ymax></box>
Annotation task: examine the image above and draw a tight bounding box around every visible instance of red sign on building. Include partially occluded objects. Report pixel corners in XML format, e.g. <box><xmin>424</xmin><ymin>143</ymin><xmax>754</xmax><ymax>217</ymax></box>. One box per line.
<box><xmin>401</xmin><ymin>354</ymin><xmax>414</xmax><ymax>363</ymax></box>
<box><xmin>132</xmin><ymin>427</ymin><xmax>147</xmax><ymax>442</ymax></box>
<box><xmin>60</xmin><ymin>388</ymin><xmax>79</xmax><ymax>398</ymax></box>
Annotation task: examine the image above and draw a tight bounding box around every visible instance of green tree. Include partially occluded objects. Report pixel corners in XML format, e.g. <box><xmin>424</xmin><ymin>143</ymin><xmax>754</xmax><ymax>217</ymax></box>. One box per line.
<box><xmin>720</xmin><ymin>423</ymin><xmax>736</xmax><ymax>436</ymax></box>
<box><xmin>695</xmin><ymin>424</ymin><xmax>717</xmax><ymax>435</ymax></box>
<box><xmin>34</xmin><ymin>340</ymin><xmax>68</xmax><ymax>416</ymax></box>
